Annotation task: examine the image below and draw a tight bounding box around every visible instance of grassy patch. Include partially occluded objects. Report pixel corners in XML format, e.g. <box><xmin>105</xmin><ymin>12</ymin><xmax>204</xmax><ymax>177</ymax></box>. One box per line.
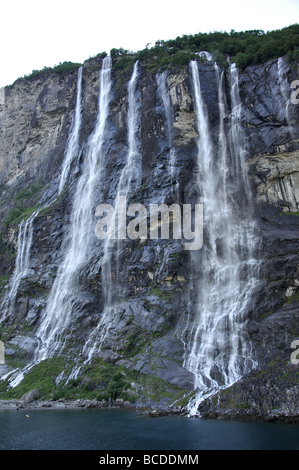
<box><xmin>151</xmin><ymin>287</ymin><xmax>174</xmax><ymax>302</ymax></box>
<box><xmin>138</xmin><ymin>374</ymin><xmax>177</xmax><ymax>401</ymax></box>
<box><xmin>51</xmin><ymin>358</ymin><xmax>136</xmax><ymax>402</ymax></box>
<box><xmin>169</xmin><ymin>390</ymin><xmax>195</xmax><ymax>407</ymax></box>
<box><xmin>4</xmin><ymin>205</ymin><xmax>38</xmax><ymax>228</ymax></box>
<box><xmin>3</xmin><ymin>181</ymin><xmax>44</xmax><ymax>228</ymax></box>
<box><xmin>122</xmin><ymin>326</ymin><xmax>145</xmax><ymax>357</ymax></box>
<box><xmin>0</xmin><ymin>357</ymin><xmax>66</xmax><ymax>399</ymax></box>
<box><xmin>0</xmin><ymin>355</ymin><xmax>187</xmax><ymax>404</ymax></box>
<box><xmin>287</xmin><ymin>290</ymin><xmax>299</xmax><ymax>304</ymax></box>
<box><xmin>285</xmin><ymin>211</ymin><xmax>299</xmax><ymax>217</ymax></box>
<box><xmin>0</xmin><ymin>274</ymin><xmax>9</xmax><ymax>289</ymax></box>
<box><xmin>15</xmin><ymin>182</ymin><xmax>43</xmax><ymax>203</ymax></box>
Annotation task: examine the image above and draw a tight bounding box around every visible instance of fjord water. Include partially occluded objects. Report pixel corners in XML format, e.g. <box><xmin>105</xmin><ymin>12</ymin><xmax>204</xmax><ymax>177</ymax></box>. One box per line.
<box><xmin>0</xmin><ymin>408</ymin><xmax>298</xmax><ymax>450</ymax></box>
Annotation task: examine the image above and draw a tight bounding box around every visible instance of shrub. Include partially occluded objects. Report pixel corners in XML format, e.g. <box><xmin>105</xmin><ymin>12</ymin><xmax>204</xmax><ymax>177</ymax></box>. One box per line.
<box><xmin>106</xmin><ymin>371</ymin><xmax>129</xmax><ymax>400</ymax></box>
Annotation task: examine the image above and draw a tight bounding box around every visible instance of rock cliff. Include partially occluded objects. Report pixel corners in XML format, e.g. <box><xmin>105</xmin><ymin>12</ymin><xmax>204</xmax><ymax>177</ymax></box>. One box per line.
<box><xmin>0</xmin><ymin>53</ymin><xmax>298</xmax><ymax>420</ymax></box>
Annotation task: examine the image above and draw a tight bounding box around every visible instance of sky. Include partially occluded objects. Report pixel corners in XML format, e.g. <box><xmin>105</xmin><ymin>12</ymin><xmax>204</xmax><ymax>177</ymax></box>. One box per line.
<box><xmin>0</xmin><ymin>0</ymin><xmax>298</xmax><ymax>87</ymax></box>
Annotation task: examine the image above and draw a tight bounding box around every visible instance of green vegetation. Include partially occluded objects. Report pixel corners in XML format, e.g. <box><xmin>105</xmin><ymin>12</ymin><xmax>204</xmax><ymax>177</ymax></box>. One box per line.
<box><xmin>20</xmin><ymin>61</ymin><xmax>82</xmax><ymax>82</ymax></box>
<box><xmin>95</xmin><ymin>52</ymin><xmax>108</xmax><ymax>60</ymax></box>
<box><xmin>4</xmin><ymin>205</ymin><xmax>38</xmax><ymax>228</ymax></box>
<box><xmin>106</xmin><ymin>371</ymin><xmax>130</xmax><ymax>400</ymax></box>
<box><xmin>285</xmin><ymin>211</ymin><xmax>299</xmax><ymax>216</ymax></box>
<box><xmin>0</xmin><ymin>274</ymin><xmax>8</xmax><ymax>289</ymax></box>
<box><xmin>122</xmin><ymin>325</ymin><xmax>145</xmax><ymax>357</ymax></box>
<box><xmin>109</xmin><ymin>24</ymin><xmax>299</xmax><ymax>72</ymax></box>
<box><xmin>138</xmin><ymin>374</ymin><xmax>175</xmax><ymax>401</ymax></box>
<box><xmin>13</xmin><ymin>24</ymin><xmax>299</xmax><ymax>85</ymax></box>
<box><xmin>287</xmin><ymin>289</ymin><xmax>299</xmax><ymax>303</ymax></box>
<box><xmin>0</xmin><ymin>357</ymin><xmax>135</xmax><ymax>402</ymax></box>
<box><xmin>0</xmin><ymin>356</ymin><xmax>188</xmax><ymax>404</ymax></box>
<box><xmin>14</xmin><ymin>182</ymin><xmax>43</xmax><ymax>203</ymax></box>
<box><xmin>170</xmin><ymin>390</ymin><xmax>196</xmax><ymax>408</ymax></box>
<box><xmin>150</xmin><ymin>286</ymin><xmax>174</xmax><ymax>302</ymax></box>
<box><xmin>0</xmin><ymin>274</ymin><xmax>9</xmax><ymax>298</ymax></box>
<box><xmin>0</xmin><ymin>357</ymin><xmax>66</xmax><ymax>399</ymax></box>
<box><xmin>3</xmin><ymin>182</ymin><xmax>44</xmax><ymax>228</ymax></box>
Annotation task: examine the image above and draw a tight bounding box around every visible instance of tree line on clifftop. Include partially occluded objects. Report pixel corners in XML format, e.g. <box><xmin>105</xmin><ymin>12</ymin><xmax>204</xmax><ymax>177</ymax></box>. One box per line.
<box><xmin>17</xmin><ymin>24</ymin><xmax>299</xmax><ymax>83</ymax></box>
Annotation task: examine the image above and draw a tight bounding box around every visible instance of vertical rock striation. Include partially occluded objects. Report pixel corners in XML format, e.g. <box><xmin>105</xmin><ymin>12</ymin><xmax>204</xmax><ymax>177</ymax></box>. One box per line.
<box><xmin>0</xmin><ymin>54</ymin><xmax>298</xmax><ymax>419</ymax></box>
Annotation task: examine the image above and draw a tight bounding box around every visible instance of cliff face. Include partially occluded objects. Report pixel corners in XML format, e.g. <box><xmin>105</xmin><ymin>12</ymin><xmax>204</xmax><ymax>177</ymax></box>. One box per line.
<box><xmin>0</xmin><ymin>54</ymin><xmax>298</xmax><ymax>419</ymax></box>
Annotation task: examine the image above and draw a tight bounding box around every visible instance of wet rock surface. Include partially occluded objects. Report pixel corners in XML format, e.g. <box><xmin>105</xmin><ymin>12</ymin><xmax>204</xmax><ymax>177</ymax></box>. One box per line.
<box><xmin>0</xmin><ymin>55</ymin><xmax>298</xmax><ymax>421</ymax></box>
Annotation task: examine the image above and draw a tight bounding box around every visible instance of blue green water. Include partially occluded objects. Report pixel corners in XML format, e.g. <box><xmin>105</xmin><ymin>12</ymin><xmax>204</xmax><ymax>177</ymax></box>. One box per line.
<box><xmin>0</xmin><ymin>408</ymin><xmax>298</xmax><ymax>450</ymax></box>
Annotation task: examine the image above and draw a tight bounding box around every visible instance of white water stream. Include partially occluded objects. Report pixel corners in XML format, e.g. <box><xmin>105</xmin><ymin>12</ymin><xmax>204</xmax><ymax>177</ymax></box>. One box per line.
<box><xmin>34</xmin><ymin>57</ymin><xmax>112</xmax><ymax>364</ymax></box>
<box><xmin>0</xmin><ymin>211</ymin><xmax>38</xmax><ymax>324</ymax></box>
<box><xmin>183</xmin><ymin>59</ymin><xmax>259</xmax><ymax>415</ymax></box>
<box><xmin>58</xmin><ymin>66</ymin><xmax>83</xmax><ymax>195</ymax></box>
<box><xmin>74</xmin><ymin>61</ymin><xmax>142</xmax><ymax>371</ymax></box>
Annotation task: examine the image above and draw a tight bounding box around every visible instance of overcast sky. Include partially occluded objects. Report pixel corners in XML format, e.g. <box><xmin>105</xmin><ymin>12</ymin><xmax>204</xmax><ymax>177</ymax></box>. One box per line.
<box><xmin>0</xmin><ymin>0</ymin><xmax>298</xmax><ymax>87</ymax></box>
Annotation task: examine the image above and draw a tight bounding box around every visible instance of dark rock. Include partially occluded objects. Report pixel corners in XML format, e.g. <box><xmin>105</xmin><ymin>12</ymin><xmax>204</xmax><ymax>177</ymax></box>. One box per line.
<box><xmin>0</xmin><ymin>55</ymin><xmax>298</xmax><ymax>422</ymax></box>
<box><xmin>20</xmin><ymin>389</ymin><xmax>40</xmax><ymax>403</ymax></box>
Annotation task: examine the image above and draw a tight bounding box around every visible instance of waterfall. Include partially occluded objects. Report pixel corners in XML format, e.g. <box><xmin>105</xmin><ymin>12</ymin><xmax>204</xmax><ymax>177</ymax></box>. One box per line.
<box><xmin>115</xmin><ymin>61</ymin><xmax>141</xmax><ymax>201</ymax></box>
<box><xmin>1</xmin><ymin>66</ymin><xmax>83</xmax><ymax>327</ymax></box>
<box><xmin>1</xmin><ymin>67</ymin><xmax>84</xmax><ymax>385</ymax></box>
<box><xmin>34</xmin><ymin>56</ymin><xmax>112</xmax><ymax>362</ymax></box>
<box><xmin>183</xmin><ymin>59</ymin><xmax>259</xmax><ymax>415</ymax></box>
<box><xmin>0</xmin><ymin>211</ymin><xmax>38</xmax><ymax>324</ymax></box>
<box><xmin>277</xmin><ymin>57</ymin><xmax>290</xmax><ymax>123</ymax></box>
<box><xmin>78</xmin><ymin>61</ymin><xmax>142</xmax><ymax>367</ymax></box>
<box><xmin>58</xmin><ymin>66</ymin><xmax>83</xmax><ymax>195</ymax></box>
<box><xmin>277</xmin><ymin>56</ymin><xmax>294</xmax><ymax>139</ymax></box>
<box><xmin>101</xmin><ymin>60</ymin><xmax>141</xmax><ymax>307</ymax></box>
<box><xmin>156</xmin><ymin>71</ymin><xmax>177</xmax><ymax>188</ymax></box>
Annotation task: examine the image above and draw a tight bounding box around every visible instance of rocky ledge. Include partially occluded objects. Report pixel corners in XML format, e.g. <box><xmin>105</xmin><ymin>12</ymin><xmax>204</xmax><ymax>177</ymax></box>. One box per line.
<box><xmin>0</xmin><ymin>393</ymin><xmax>298</xmax><ymax>423</ymax></box>
<box><xmin>0</xmin><ymin>395</ymin><xmax>184</xmax><ymax>417</ymax></box>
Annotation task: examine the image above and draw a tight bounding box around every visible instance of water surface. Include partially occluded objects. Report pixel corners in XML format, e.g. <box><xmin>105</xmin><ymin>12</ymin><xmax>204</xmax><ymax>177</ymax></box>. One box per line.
<box><xmin>0</xmin><ymin>408</ymin><xmax>298</xmax><ymax>450</ymax></box>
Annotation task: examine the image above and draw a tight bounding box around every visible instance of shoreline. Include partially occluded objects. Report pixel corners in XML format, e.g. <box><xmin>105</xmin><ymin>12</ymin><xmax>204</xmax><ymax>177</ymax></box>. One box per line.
<box><xmin>0</xmin><ymin>398</ymin><xmax>185</xmax><ymax>416</ymax></box>
<box><xmin>0</xmin><ymin>398</ymin><xmax>298</xmax><ymax>424</ymax></box>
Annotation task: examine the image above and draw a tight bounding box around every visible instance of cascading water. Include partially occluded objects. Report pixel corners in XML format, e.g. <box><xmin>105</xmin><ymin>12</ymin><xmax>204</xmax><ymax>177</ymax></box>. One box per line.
<box><xmin>1</xmin><ymin>53</ymin><xmax>262</xmax><ymax>403</ymax></box>
<box><xmin>0</xmin><ymin>61</ymin><xmax>82</xmax><ymax>328</ymax></box>
<box><xmin>0</xmin><ymin>67</ymin><xmax>85</xmax><ymax>385</ymax></box>
<box><xmin>276</xmin><ymin>57</ymin><xmax>298</xmax><ymax>210</ymax></box>
<box><xmin>77</xmin><ymin>61</ymin><xmax>142</xmax><ymax>367</ymax></box>
<box><xmin>156</xmin><ymin>71</ymin><xmax>177</xmax><ymax>189</ymax></box>
<box><xmin>33</xmin><ymin>56</ymin><xmax>112</xmax><ymax>362</ymax></box>
<box><xmin>101</xmin><ymin>60</ymin><xmax>141</xmax><ymax>306</ymax></box>
<box><xmin>183</xmin><ymin>59</ymin><xmax>259</xmax><ymax>415</ymax></box>
<box><xmin>0</xmin><ymin>211</ymin><xmax>40</xmax><ymax>384</ymax></box>
<box><xmin>115</xmin><ymin>62</ymin><xmax>141</xmax><ymax>203</ymax></box>
<box><xmin>277</xmin><ymin>57</ymin><xmax>292</xmax><ymax>131</ymax></box>
<box><xmin>0</xmin><ymin>211</ymin><xmax>38</xmax><ymax>324</ymax></box>
<box><xmin>58</xmin><ymin>66</ymin><xmax>83</xmax><ymax>195</ymax></box>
